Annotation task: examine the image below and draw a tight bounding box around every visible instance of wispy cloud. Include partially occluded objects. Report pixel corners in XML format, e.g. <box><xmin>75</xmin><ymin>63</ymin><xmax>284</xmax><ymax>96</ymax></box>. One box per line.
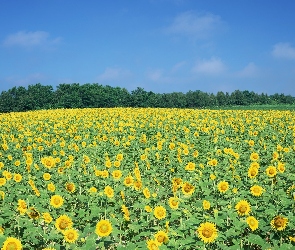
<box><xmin>272</xmin><ymin>42</ymin><xmax>295</xmax><ymax>60</ymax></box>
<box><xmin>235</xmin><ymin>62</ymin><xmax>259</xmax><ymax>78</ymax></box>
<box><xmin>146</xmin><ymin>69</ymin><xmax>164</xmax><ymax>81</ymax></box>
<box><xmin>192</xmin><ymin>57</ymin><xmax>226</xmax><ymax>75</ymax></box>
<box><xmin>2</xmin><ymin>31</ymin><xmax>61</xmax><ymax>48</ymax></box>
<box><xmin>96</xmin><ymin>67</ymin><xmax>132</xmax><ymax>82</ymax></box>
<box><xmin>165</xmin><ymin>11</ymin><xmax>225</xmax><ymax>39</ymax></box>
<box><xmin>171</xmin><ymin>61</ymin><xmax>186</xmax><ymax>72</ymax></box>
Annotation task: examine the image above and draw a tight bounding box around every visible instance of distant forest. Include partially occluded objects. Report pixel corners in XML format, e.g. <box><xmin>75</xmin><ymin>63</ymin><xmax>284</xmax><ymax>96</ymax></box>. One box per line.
<box><xmin>0</xmin><ymin>83</ymin><xmax>294</xmax><ymax>113</ymax></box>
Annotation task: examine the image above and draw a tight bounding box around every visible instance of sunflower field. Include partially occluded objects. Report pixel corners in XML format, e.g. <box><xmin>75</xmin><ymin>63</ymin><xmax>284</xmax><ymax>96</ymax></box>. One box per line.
<box><xmin>0</xmin><ymin>108</ymin><xmax>294</xmax><ymax>250</ymax></box>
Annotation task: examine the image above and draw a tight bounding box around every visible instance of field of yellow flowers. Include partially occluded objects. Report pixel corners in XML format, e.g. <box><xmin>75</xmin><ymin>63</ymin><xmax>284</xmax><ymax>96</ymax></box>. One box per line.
<box><xmin>0</xmin><ymin>108</ymin><xmax>294</xmax><ymax>250</ymax></box>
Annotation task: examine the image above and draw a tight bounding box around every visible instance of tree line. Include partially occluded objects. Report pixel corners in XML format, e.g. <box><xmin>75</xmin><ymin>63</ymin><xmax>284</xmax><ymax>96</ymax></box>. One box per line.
<box><xmin>0</xmin><ymin>83</ymin><xmax>294</xmax><ymax>113</ymax></box>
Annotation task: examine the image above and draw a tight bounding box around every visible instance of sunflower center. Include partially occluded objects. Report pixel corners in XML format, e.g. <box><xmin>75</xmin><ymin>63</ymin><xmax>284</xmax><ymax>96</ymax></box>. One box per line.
<box><xmin>250</xmin><ymin>170</ymin><xmax>256</xmax><ymax>176</ymax></box>
<box><xmin>157</xmin><ymin>235</ymin><xmax>164</xmax><ymax>243</ymax></box>
<box><xmin>202</xmin><ymin>228</ymin><xmax>213</xmax><ymax>238</ymax></box>
<box><xmin>157</xmin><ymin>210</ymin><xmax>164</xmax><ymax>216</ymax></box>
<box><xmin>274</xmin><ymin>218</ymin><xmax>284</xmax><ymax>227</ymax></box>
<box><xmin>7</xmin><ymin>242</ymin><xmax>18</xmax><ymax>250</ymax></box>
<box><xmin>221</xmin><ymin>184</ymin><xmax>227</xmax><ymax>190</ymax></box>
<box><xmin>239</xmin><ymin>205</ymin><xmax>247</xmax><ymax>213</ymax></box>
<box><xmin>269</xmin><ymin>169</ymin><xmax>274</xmax><ymax>174</ymax></box>
<box><xmin>100</xmin><ymin>224</ymin><xmax>109</xmax><ymax>233</ymax></box>
<box><xmin>54</xmin><ymin>198</ymin><xmax>60</xmax><ymax>205</ymax></box>
<box><xmin>60</xmin><ymin>220</ymin><xmax>68</xmax><ymax>230</ymax></box>
<box><xmin>67</xmin><ymin>232</ymin><xmax>75</xmax><ymax>240</ymax></box>
<box><xmin>249</xmin><ymin>220</ymin><xmax>256</xmax><ymax>226</ymax></box>
<box><xmin>171</xmin><ymin>200</ymin><xmax>178</xmax><ymax>206</ymax></box>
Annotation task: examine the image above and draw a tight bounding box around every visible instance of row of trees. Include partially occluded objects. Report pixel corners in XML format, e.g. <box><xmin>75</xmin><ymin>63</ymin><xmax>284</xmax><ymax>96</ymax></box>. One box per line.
<box><xmin>0</xmin><ymin>83</ymin><xmax>294</xmax><ymax>113</ymax></box>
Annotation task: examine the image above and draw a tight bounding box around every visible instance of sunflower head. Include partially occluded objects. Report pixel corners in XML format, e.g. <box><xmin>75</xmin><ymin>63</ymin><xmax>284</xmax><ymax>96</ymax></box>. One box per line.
<box><xmin>65</xmin><ymin>182</ymin><xmax>76</xmax><ymax>193</ymax></box>
<box><xmin>154</xmin><ymin>230</ymin><xmax>169</xmax><ymax>245</ymax></box>
<box><xmin>196</xmin><ymin>222</ymin><xmax>218</xmax><ymax>243</ymax></box>
<box><xmin>95</xmin><ymin>219</ymin><xmax>112</xmax><ymax>237</ymax></box>
<box><xmin>250</xmin><ymin>185</ymin><xmax>264</xmax><ymax>197</ymax></box>
<box><xmin>50</xmin><ymin>195</ymin><xmax>64</xmax><ymax>208</ymax></box>
<box><xmin>146</xmin><ymin>239</ymin><xmax>160</xmax><ymax>250</ymax></box>
<box><xmin>63</xmin><ymin>228</ymin><xmax>79</xmax><ymax>243</ymax></box>
<box><xmin>154</xmin><ymin>206</ymin><xmax>166</xmax><ymax>220</ymax></box>
<box><xmin>235</xmin><ymin>200</ymin><xmax>251</xmax><ymax>216</ymax></box>
<box><xmin>168</xmin><ymin>197</ymin><xmax>179</xmax><ymax>209</ymax></box>
<box><xmin>271</xmin><ymin>215</ymin><xmax>288</xmax><ymax>231</ymax></box>
<box><xmin>2</xmin><ymin>237</ymin><xmax>22</xmax><ymax>250</ymax></box>
<box><xmin>246</xmin><ymin>216</ymin><xmax>259</xmax><ymax>231</ymax></box>
<box><xmin>55</xmin><ymin>215</ymin><xmax>73</xmax><ymax>231</ymax></box>
<box><xmin>266</xmin><ymin>166</ymin><xmax>277</xmax><ymax>177</ymax></box>
<box><xmin>217</xmin><ymin>181</ymin><xmax>229</xmax><ymax>193</ymax></box>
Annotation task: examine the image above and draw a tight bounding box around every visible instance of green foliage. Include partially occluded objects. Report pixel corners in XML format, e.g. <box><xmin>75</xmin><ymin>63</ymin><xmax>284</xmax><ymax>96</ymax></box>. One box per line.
<box><xmin>0</xmin><ymin>83</ymin><xmax>294</xmax><ymax>112</ymax></box>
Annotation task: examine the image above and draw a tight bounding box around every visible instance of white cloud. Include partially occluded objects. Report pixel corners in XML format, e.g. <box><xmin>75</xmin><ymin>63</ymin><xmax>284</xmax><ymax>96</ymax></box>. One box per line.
<box><xmin>192</xmin><ymin>57</ymin><xmax>226</xmax><ymax>75</ymax></box>
<box><xmin>146</xmin><ymin>69</ymin><xmax>163</xmax><ymax>81</ymax></box>
<box><xmin>235</xmin><ymin>62</ymin><xmax>259</xmax><ymax>77</ymax></box>
<box><xmin>3</xmin><ymin>31</ymin><xmax>61</xmax><ymax>47</ymax></box>
<box><xmin>272</xmin><ymin>42</ymin><xmax>295</xmax><ymax>60</ymax></box>
<box><xmin>171</xmin><ymin>61</ymin><xmax>186</xmax><ymax>72</ymax></box>
<box><xmin>165</xmin><ymin>11</ymin><xmax>225</xmax><ymax>39</ymax></box>
<box><xmin>97</xmin><ymin>67</ymin><xmax>132</xmax><ymax>82</ymax></box>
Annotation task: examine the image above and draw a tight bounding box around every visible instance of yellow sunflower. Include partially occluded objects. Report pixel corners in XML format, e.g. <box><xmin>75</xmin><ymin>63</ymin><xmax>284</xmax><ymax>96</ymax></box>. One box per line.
<box><xmin>248</xmin><ymin>166</ymin><xmax>258</xmax><ymax>178</ymax></box>
<box><xmin>143</xmin><ymin>187</ymin><xmax>151</xmax><ymax>199</ymax></box>
<box><xmin>246</xmin><ymin>216</ymin><xmax>259</xmax><ymax>231</ymax></box>
<box><xmin>50</xmin><ymin>195</ymin><xmax>64</xmax><ymax>208</ymax></box>
<box><xmin>13</xmin><ymin>173</ymin><xmax>22</xmax><ymax>183</ymax></box>
<box><xmin>123</xmin><ymin>175</ymin><xmax>134</xmax><ymax>187</ymax></box>
<box><xmin>266</xmin><ymin>166</ymin><xmax>277</xmax><ymax>177</ymax></box>
<box><xmin>250</xmin><ymin>152</ymin><xmax>259</xmax><ymax>161</ymax></box>
<box><xmin>27</xmin><ymin>207</ymin><xmax>40</xmax><ymax>220</ymax></box>
<box><xmin>168</xmin><ymin>197</ymin><xmax>179</xmax><ymax>209</ymax></box>
<box><xmin>42</xmin><ymin>212</ymin><xmax>53</xmax><ymax>223</ymax></box>
<box><xmin>1</xmin><ymin>237</ymin><xmax>22</xmax><ymax>250</ymax></box>
<box><xmin>277</xmin><ymin>162</ymin><xmax>285</xmax><ymax>173</ymax></box>
<box><xmin>271</xmin><ymin>215</ymin><xmax>288</xmax><ymax>231</ymax></box>
<box><xmin>181</xmin><ymin>182</ymin><xmax>195</xmax><ymax>196</ymax></box>
<box><xmin>197</xmin><ymin>222</ymin><xmax>218</xmax><ymax>243</ymax></box>
<box><xmin>112</xmin><ymin>170</ymin><xmax>122</xmax><ymax>180</ymax></box>
<box><xmin>47</xmin><ymin>182</ymin><xmax>56</xmax><ymax>192</ymax></box>
<box><xmin>43</xmin><ymin>173</ymin><xmax>51</xmax><ymax>181</ymax></box>
<box><xmin>250</xmin><ymin>185</ymin><xmax>264</xmax><ymax>197</ymax></box>
<box><xmin>0</xmin><ymin>178</ymin><xmax>6</xmax><ymax>186</ymax></box>
<box><xmin>154</xmin><ymin>206</ymin><xmax>166</xmax><ymax>220</ymax></box>
<box><xmin>55</xmin><ymin>214</ymin><xmax>73</xmax><ymax>231</ymax></box>
<box><xmin>65</xmin><ymin>182</ymin><xmax>76</xmax><ymax>193</ymax></box>
<box><xmin>217</xmin><ymin>181</ymin><xmax>229</xmax><ymax>193</ymax></box>
<box><xmin>17</xmin><ymin>199</ymin><xmax>27</xmax><ymax>215</ymax></box>
<box><xmin>154</xmin><ymin>230</ymin><xmax>169</xmax><ymax>245</ymax></box>
<box><xmin>146</xmin><ymin>239</ymin><xmax>160</xmax><ymax>250</ymax></box>
<box><xmin>145</xmin><ymin>205</ymin><xmax>152</xmax><ymax>213</ymax></box>
<box><xmin>235</xmin><ymin>200</ymin><xmax>251</xmax><ymax>216</ymax></box>
<box><xmin>104</xmin><ymin>186</ymin><xmax>114</xmax><ymax>198</ymax></box>
<box><xmin>185</xmin><ymin>162</ymin><xmax>195</xmax><ymax>171</ymax></box>
<box><xmin>95</xmin><ymin>219</ymin><xmax>112</xmax><ymax>237</ymax></box>
<box><xmin>63</xmin><ymin>228</ymin><xmax>79</xmax><ymax>243</ymax></box>
<box><xmin>203</xmin><ymin>200</ymin><xmax>211</xmax><ymax>210</ymax></box>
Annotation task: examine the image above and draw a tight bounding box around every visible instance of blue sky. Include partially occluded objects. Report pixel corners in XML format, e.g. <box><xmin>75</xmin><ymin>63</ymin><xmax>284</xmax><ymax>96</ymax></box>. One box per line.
<box><xmin>1</xmin><ymin>0</ymin><xmax>295</xmax><ymax>95</ymax></box>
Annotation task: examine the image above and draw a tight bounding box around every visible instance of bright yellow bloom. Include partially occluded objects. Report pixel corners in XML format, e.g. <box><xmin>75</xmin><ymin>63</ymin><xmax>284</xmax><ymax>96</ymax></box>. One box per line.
<box><xmin>42</xmin><ymin>212</ymin><xmax>53</xmax><ymax>223</ymax></box>
<box><xmin>203</xmin><ymin>200</ymin><xmax>211</xmax><ymax>210</ymax></box>
<box><xmin>266</xmin><ymin>166</ymin><xmax>277</xmax><ymax>177</ymax></box>
<box><xmin>271</xmin><ymin>215</ymin><xmax>288</xmax><ymax>231</ymax></box>
<box><xmin>197</xmin><ymin>222</ymin><xmax>218</xmax><ymax>243</ymax></box>
<box><xmin>112</xmin><ymin>170</ymin><xmax>122</xmax><ymax>180</ymax></box>
<box><xmin>47</xmin><ymin>182</ymin><xmax>55</xmax><ymax>192</ymax></box>
<box><xmin>246</xmin><ymin>216</ymin><xmax>259</xmax><ymax>231</ymax></box>
<box><xmin>217</xmin><ymin>181</ymin><xmax>229</xmax><ymax>193</ymax></box>
<box><xmin>250</xmin><ymin>152</ymin><xmax>259</xmax><ymax>161</ymax></box>
<box><xmin>0</xmin><ymin>178</ymin><xmax>7</xmax><ymax>186</ymax></box>
<box><xmin>168</xmin><ymin>197</ymin><xmax>179</xmax><ymax>209</ymax></box>
<box><xmin>1</xmin><ymin>237</ymin><xmax>22</xmax><ymax>250</ymax></box>
<box><xmin>146</xmin><ymin>239</ymin><xmax>160</xmax><ymax>250</ymax></box>
<box><xmin>250</xmin><ymin>185</ymin><xmax>264</xmax><ymax>197</ymax></box>
<box><xmin>235</xmin><ymin>200</ymin><xmax>251</xmax><ymax>216</ymax></box>
<box><xmin>63</xmin><ymin>228</ymin><xmax>79</xmax><ymax>243</ymax></box>
<box><xmin>248</xmin><ymin>166</ymin><xmax>259</xmax><ymax>178</ymax></box>
<box><xmin>43</xmin><ymin>173</ymin><xmax>51</xmax><ymax>181</ymax></box>
<box><xmin>65</xmin><ymin>182</ymin><xmax>76</xmax><ymax>193</ymax></box>
<box><xmin>154</xmin><ymin>206</ymin><xmax>166</xmax><ymax>220</ymax></box>
<box><xmin>123</xmin><ymin>175</ymin><xmax>134</xmax><ymax>187</ymax></box>
<box><xmin>13</xmin><ymin>173</ymin><xmax>22</xmax><ymax>183</ymax></box>
<box><xmin>154</xmin><ymin>230</ymin><xmax>169</xmax><ymax>245</ymax></box>
<box><xmin>145</xmin><ymin>205</ymin><xmax>152</xmax><ymax>213</ymax></box>
<box><xmin>50</xmin><ymin>195</ymin><xmax>64</xmax><ymax>208</ymax></box>
<box><xmin>55</xmin><ymin>215</ymin><xmax>73</xmax><ymax>231</ymax></box>
<box><xmin>95</xmin><ymin>220</ymin><xmax>112</xmax><ymax>237</ymax></box>
<box><xmin>104</xmin><ymin>186</ymin><xmax>114</xmax><ymax>198</ymax></box>
<box><xmin>182</xmin><ymin>182</ymin><xmax>195</xmax><ymax>196</ymax></box>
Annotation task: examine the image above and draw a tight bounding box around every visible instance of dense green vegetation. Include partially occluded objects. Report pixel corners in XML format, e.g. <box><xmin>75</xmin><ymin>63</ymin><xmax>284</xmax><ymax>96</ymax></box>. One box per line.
<box><xmin>0</xmin><ymin>83</ymin><xmax>294</xmax><ymax>113</ymax></box>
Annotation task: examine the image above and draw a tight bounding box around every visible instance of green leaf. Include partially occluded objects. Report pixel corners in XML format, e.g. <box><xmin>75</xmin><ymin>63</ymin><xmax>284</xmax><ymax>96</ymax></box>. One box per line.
<box><xmin>247</xmin><ymin>233</ymin><xmax>265</xmax><ymax>246</ymax></box>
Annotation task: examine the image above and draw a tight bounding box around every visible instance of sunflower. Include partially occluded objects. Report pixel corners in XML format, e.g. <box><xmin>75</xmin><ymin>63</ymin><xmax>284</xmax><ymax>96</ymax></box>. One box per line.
<box><xmin>146</xmin><ymin>239</ymin><xmax>160</xmax><ymax>250</ymax></box>
<box><xmin>235</xmin><ymin>200</ymin><xmax>251</xmax><ymax>216</ymax></box>
<box><xmin>123</xmin><ymin>175</ymin><xmax>134</xmax><ymax>187</ymax></box>
<box><xmin>168</xmin><ymin>197</ymin><xmax>179</xmax><ymax>209</ymax></box>
<box><xmin>0</xmin><ymin>178</ymin><xmax>6</xmax><ymax>186</ymax></box>
<box><xmin>143</xmin><ymin>187</ymin><xmax>151</xmax><ymax>199</ymax></box>
<box><xmin>145</xmin><ymin>205</ymin><xmax>152</xmax><ymax>213</ymax></box>
<box><xmin>154</xmin><ymin>230</ymin><xmax>169</xmax><ymax>245</ymax></box>
<box><xmin>203</xmin><ymin>200</ymin><xmax>211</xmax><ymax>210</ymax></box>
<box><xmin>63</xmin><ymin>228</ymin><xmax>79</xmax><ymax>243</ymax></box>
<box><xmin>114</xmin><ymin>160</ymin><xmax>121</xmax><ymax>167</ymax></box>
<box><xmin>277</xmin><ymin>162</ymin><xmax>285</xmax><ymax>173</ymax></box>
<box><xmin>217</xmin><ymin>181</ymin><xmax>229</xmax><ymax>193</ymax></box>
<box><xmin>133</xmin><ymin>180</ymin><xmax>142</xmax><ymax>191</ymax></box>
<box><xmin>248</xmin><ymin>166</ymin><xmax>258</xmax><ymax>178</ymax></box>
<box><xmin>13</xmin><ymin>174</ymin><xmax>22</xmax><ymax>183</ymax></box>
<box><xmin>112</xmin><ymin>170</ymin><xmax>122</xmax><ymax>180</ymax></box>
<box><xmin>250</xmin><ymin>152</ymin><xmax>259</xmax><ymax>161</ymax></box>
<box><xmin>1</xmin><ymin>237</ymin><xmax>22</xmax><ymax>250</ymax></box>
<box><xmin>50</xmin><ymin>195</ymin><xmax>64</xmax><ymax>208</ymax></box>
<box><xmin>250</xmin><ymin>185</ymin><xmax>264</xmax><ymax>197</ymax></box>
<box><xmin>197</xmin><ymin>222</ymin><xmax>218</xmax><ymax>243</ymax></box>
<box><xmin>47</xmin><ymin>183</ymin><xmax>55</xmax><ymax>192</ymax></box>
<box><xmin>154</xmin><ymin>206</ymin><xmax>166</xmax><ymax>220</ymax></box>
<box><xmin>55</xmin><ymin>215</ymin><xmax>73</xmax><ymax>231</ymax></box>
<box><xmin>89</xmin><ymin>187</ymin><xmax>97</xmax><ymax>193</ymax></box>
<box><xmin>27</xmin><ymin>207</ymin><xmax>40</xmax><ymax>220</ymax></box>
<box><xmin>271</xmin><ymin>215</ymin><xmax>288</xmax><ymax>231</ymax></box>
<box><xmin>266</xmin><ymin>166</ymin><xmax>277</xmax><ymax>177</ymax></box>
<box><xmin>17</xmin><ymin>199</ymin><xmax>27</xmax><ymax>215</ymax></box>
<box><xmin>104</xmin><ymin>186</ymin><xmax>114</xmax><ymax>198</ymax></box>
<box><xmin>181</xmin><ymin>182</ymin><xmax>195</xmax><ymax>196</ymax></box>
<box><xmin>185</xmin><ymin>162</ymin><xmax>195</xmax><ymax>171</ymax></box>
<box><xmin>246</xmin><ymin>216</ymin><xmax>259</xmax><ymax>231</ymax></box>
<box><xmin>42</xmin><ymin>212</ymin><xmax>53</xmax><ymax>223</ymax></box>
<box><xmin>43</xmin><ymin>173</ymin><xmax>51</xmax><ymax>181</ymax></box>
<box><xmin>65</xmin><ymin>182</ymin><xmax>76</xmax><ymax>193</ymax></box>
<box><xmin>95</xmin><ymin>219</ymin><xmax>112</xmax><ymax>237</ymax></box>
<box><xmin>116</xmin><ymin>153</ymin><xmax>124</xmax><ymax>161</ymax></box>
